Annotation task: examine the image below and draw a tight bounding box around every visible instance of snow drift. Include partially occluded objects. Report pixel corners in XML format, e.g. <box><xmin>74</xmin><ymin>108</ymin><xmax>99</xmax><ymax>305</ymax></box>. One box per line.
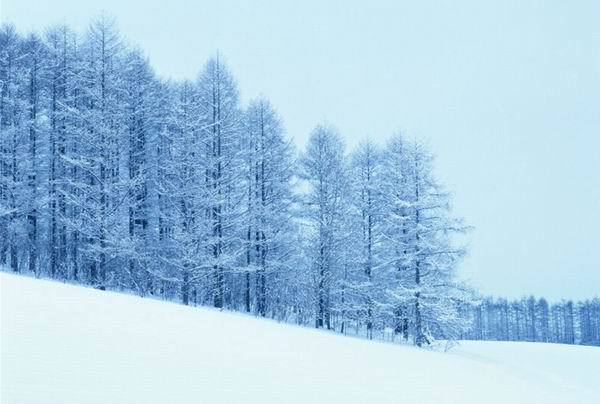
<box><xmin>1</xmin><ymin>273</ymin><xmax>599</xmax><ymax>403</ymax></box>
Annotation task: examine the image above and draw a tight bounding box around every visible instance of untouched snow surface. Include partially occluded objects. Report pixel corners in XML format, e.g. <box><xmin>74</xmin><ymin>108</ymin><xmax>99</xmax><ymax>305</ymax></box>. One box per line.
<box><xmin>2</xmin><ymin>273</ymin><xmax>599</xmax><ymax>404</ymax></box>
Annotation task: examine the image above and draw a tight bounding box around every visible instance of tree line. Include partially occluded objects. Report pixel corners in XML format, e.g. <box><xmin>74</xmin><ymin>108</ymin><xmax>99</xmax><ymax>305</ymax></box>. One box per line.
<box><xmin>461</xmin><ymin>297</ymin><xmax>600</xmax><ymax>346</ymax></box>
<box><xmin>2</xmin><ymin>16</ymin><xmax>595</xmax><ymax>347</ymax></box>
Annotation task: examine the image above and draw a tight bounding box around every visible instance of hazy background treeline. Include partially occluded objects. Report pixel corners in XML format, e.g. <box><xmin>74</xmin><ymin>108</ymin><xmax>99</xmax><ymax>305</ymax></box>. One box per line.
<box><xmin>462</xmin><ymin>296</ymin><xmax>600</xmax><ymax>346</ymax></box>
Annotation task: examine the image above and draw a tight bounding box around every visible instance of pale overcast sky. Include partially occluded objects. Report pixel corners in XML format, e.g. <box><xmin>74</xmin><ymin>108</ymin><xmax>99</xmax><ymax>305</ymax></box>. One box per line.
<box><xmin>2</xmin><ymin>0</ymin><xmax>599</xmax><ymax>300</ymax></box>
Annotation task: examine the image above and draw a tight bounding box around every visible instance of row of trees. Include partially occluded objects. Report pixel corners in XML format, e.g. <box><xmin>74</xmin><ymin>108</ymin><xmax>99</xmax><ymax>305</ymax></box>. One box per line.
<box><xmin>0</xmin><ymin>17</ymin><xmax>470</xmax><ymax>346</ymax></box>
<box><xmin>8</xmin><ymin>17</ymin><xmax>596</xmax><ymax>348</ymax></box>
<box><xmin>0</xmin><ymin>16</ymin><xmax>600</xmax><ymax>346</ymax></box>
<box><xmin>16</xmin><ymin>16</ymin><xmax>600</xmax><ymax>346</ymax></box>
<box><xmin>461</xmin><ymin>297</ymin><xmax>600</xmax><ymax>346</ymax></box>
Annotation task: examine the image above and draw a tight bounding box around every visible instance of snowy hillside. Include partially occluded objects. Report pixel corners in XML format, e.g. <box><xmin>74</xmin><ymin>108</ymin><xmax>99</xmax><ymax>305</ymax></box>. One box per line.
<box><xmin>2</xmin><ymin>273</ymin><xmax>599</xmax><ymax>404</ymax></box>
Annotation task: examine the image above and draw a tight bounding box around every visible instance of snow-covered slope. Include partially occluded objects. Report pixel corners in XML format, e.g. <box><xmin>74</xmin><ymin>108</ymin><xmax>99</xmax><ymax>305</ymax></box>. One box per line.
<box><xmin>2</xmin><ymin>273</ymin><xmax>599</xmax><ymax>404</ymax></box>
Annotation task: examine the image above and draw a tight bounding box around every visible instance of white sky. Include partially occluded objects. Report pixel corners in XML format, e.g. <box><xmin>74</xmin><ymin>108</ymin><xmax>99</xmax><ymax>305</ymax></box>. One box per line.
<box><xmin>2</xmin><ymin>0</ymin><xmax>599</xmax><ymax>300</ymax></box>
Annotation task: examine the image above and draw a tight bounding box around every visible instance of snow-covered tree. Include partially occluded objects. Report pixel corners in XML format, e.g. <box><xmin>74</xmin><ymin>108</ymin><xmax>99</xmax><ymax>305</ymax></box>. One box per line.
<box><xmin>120</xmin><ymin>49</ymin><xmax>163</xmax><ymax>294</ymax></box>
<box><xmin>44</xmin><ymin>24</ymin><xmax>77</xmax><ymax>279</ymax></box>
<box><xmin>300</xmin><ymin>125</ymin><xmax>349</xmax><ymax>329</ymax></box>
<box><xmin>346</xmin><ymin>141</ymin><xmax>383</xmax><ymax>338</ymax></box>
<box><xmin>68</xmin><ymin>15</ymin><xmax>127</xmax><ymax>289</ymax></box>
<box><xmin>22</xmin><ymin>33</ymin><xmax>48</xmax><ymax>275</ymax></box>
<box><xmin>379</xmin><ymin>135</ymin><xmax>469</xmax><ymax>345</ymax></box>
<box><xmin>196</xmin><ymin>56</ymin><xmax>243</xmax><ymax>308</ymax></box>
<box><xmin>0</xmin><ymin>24</ymin><xmax>28</xmax><ymax>273</ymax></box>
<box><xmin>157</xmin><ymin>80</ymin><xmax>206</xmax><ymax>304</ymax></box>
<box><xmin>241</xmin><ymin>97</ymin><xmax>296</xmax><ymax>316</ymax></box>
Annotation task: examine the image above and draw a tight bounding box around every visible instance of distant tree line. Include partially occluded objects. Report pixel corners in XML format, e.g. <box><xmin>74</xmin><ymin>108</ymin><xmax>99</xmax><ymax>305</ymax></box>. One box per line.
<box><xmin>460</xmin><ymin>297</ymin><xmax>600</xmax><ymax>346</ymax></box>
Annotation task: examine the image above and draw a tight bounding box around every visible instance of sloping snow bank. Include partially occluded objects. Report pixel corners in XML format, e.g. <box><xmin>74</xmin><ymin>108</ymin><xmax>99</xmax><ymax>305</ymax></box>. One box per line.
<box><xmin>2</xmin><ymin>273</ymin><xmax>599</xmax><ymax>404</ymax></box>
